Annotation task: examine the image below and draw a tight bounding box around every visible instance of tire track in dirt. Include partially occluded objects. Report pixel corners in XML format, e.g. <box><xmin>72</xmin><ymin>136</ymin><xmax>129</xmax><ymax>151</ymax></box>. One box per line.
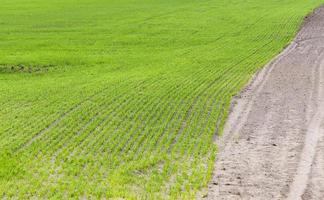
<box><xmin>288</xmin><ymin>53</ymin><xmax>324</xmax><ymax>200</ymax></box>
<box><xmin>206</xmin><ymin>5</ymin><xmax>324</xmax><ymax>200</ymax></box>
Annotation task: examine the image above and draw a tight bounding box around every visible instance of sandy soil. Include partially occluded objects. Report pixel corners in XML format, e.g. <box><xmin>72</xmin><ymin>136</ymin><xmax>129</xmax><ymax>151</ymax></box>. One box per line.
<box><xmin>206</xmin><ymin>6</ymin><xmax>324</xmax><ymax>200</ymax></box>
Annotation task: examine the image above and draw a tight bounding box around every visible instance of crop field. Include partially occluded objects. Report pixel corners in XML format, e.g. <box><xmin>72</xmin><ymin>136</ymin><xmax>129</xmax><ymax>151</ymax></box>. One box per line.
<box><xmin>0</xmin><ymin>0</ymin><xmax>322</xmax><ymax>199</ymax></box>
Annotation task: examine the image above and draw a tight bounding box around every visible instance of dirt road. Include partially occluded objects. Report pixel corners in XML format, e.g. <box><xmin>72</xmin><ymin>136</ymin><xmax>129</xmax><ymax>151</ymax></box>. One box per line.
<box><xmin>206</xmin><ymin>6</ymin><xmax>324</xmax><ymax>200</ymax></box>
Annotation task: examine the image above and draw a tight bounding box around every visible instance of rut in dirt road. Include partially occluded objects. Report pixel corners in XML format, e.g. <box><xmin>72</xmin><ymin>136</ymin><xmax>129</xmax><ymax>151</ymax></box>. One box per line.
<box><xmin>206</xmin><ymin>6</ymin><xmax>324</xmax><ymax>200</ymax></box>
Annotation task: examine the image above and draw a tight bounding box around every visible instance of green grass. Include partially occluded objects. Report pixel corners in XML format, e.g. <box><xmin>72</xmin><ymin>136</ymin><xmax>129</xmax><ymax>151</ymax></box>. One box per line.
<box><xmin>0</xmin><ymin>0</ymin><xmax>322</xmax><ymax>199</ymax></box>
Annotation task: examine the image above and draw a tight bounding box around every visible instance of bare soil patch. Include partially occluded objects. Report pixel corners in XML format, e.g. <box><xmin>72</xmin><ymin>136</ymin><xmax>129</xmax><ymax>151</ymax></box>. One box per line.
<box><xmin>206</xmin><ymin>6</ymin><xmax>324</xmax><ymax>200</ymax></box>
<box><xmin>0</xmin><ymin>64</ymin><xmax>53</xmax><ymax>73</ymax></box>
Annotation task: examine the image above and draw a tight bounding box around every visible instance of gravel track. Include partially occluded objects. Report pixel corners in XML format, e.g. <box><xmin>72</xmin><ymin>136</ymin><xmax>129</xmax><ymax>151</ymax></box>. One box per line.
<box><xmin>206</xmin><ymin>6</ymin><xmax>324</xmax><ymax>200</ymax></box>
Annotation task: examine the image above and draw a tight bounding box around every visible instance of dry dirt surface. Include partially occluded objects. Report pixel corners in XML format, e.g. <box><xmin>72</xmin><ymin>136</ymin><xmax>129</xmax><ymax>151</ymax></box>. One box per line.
<box><xmin>206</xmin><ymin>6</ymin><xmax>324</xmax><ymax>200</ymax></box>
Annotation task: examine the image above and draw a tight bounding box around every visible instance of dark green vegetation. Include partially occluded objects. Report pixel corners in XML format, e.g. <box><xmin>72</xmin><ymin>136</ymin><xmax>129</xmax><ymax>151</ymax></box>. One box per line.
<box><xmin>0</xmin><ymin>0</ymin><xmax>322</xmax><ymax>199</ymax></box>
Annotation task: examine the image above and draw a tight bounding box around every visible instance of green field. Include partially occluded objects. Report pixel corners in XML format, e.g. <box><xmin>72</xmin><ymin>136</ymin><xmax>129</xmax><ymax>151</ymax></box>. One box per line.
<box><xmin>0</xmin><ymin>0</ymin><xmax>322</xmax><ymax>199</ymax></box>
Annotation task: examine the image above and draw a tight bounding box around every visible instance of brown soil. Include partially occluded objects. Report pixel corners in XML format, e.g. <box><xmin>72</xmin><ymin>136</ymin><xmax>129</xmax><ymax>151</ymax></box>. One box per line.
<box><xmin>206</xmin><ymin>6</ymin><xmax>324</xmax><ymax>200</ymax></box>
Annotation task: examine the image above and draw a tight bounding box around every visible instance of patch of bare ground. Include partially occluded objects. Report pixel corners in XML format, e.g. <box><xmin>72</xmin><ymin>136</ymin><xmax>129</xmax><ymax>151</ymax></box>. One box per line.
<box><xmin>205</xmin><ymin>5</ymin><xmax>324</xmax><ymax>200</ymax></box>
<box><xmin>0</xmin><ymin>64</ymin><xmax>54</xmax><ymax>73</ymax></box>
